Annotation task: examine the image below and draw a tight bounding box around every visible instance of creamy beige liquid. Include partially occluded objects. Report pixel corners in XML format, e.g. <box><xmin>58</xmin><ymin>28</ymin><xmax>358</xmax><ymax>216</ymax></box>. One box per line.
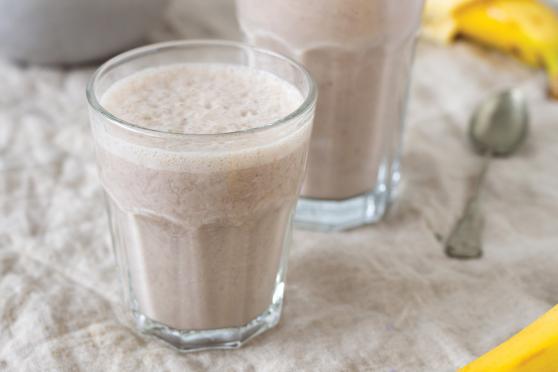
<box><xmin>94</xmin><ymin>64</ymin><xmax>310</xmax><ymax>330</ymax></box>
<box><xmin>237</xmin><ymin>0</ymin><xmax>424</xmax><ymax>199</ymax></box>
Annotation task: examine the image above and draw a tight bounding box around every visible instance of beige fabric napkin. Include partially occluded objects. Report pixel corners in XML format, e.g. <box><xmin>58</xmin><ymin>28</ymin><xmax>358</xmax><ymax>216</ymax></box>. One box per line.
<box><xmin>1</xmin><ymin>0</ymin><xmax>557</xmax><ymax>371</ymax></box>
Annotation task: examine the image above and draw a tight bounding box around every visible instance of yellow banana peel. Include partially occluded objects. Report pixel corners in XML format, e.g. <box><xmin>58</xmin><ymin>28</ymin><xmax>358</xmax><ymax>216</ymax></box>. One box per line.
<box><xmin>459</xmin><ymin>305</ymin><xmax>558</xmax><ymax>371</ymax></box>
<box><xmin>423</xmin><ymin>0</ymin><xmax>476</xmax><ymax>43</ymax></box>
<box><xmin>423</xmin><ymin>0</ymin><xmax>558</xmax><ymax>98</ymax></box>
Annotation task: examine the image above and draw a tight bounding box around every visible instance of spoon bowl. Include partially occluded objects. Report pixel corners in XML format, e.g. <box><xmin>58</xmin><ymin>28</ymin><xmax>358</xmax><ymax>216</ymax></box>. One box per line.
<box><xmin>469</xmin><ymin>89</ymin><xmax>529</xmax><ymax>156</ymax></box>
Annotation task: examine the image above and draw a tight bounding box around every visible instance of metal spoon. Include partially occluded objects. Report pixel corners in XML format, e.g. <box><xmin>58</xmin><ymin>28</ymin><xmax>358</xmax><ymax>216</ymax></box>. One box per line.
<box><xmin>445</xmin><ymin>89</ymin><xmax>529</xmax><ymax>259</ymax></box>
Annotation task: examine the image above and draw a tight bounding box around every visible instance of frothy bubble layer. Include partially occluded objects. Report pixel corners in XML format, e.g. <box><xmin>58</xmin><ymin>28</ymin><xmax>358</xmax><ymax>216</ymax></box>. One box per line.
<box><xmin>101</xmin><ymin>63</ymin><xmax>303</xmax><ymax>134</ymax></box>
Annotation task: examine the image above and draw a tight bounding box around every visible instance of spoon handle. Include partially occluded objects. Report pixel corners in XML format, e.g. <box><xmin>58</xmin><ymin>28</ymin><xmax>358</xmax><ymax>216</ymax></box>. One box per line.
<box><xmin>445</xmin><ymin>154</ymin><xmax>491</xmax><ymax>259</ymax></box>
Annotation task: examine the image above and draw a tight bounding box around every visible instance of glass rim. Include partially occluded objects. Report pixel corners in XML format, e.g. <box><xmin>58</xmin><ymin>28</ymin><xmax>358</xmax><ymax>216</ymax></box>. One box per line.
<box><xmin>85</xmin><ymin>39</ymin><xmax>317</xmax><ymax>138</ymax></box>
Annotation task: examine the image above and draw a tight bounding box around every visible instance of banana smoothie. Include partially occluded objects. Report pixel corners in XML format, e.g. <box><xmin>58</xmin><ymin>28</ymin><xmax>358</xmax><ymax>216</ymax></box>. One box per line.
<box><xmin>237</xmin><ymin>0</ymin><xmax>425</xmax><ymax>229</ymax></box>
<box><xmin>87</xmin><ymin>44</ymin><xmax>315</xmax><ymax>351</ymax></box>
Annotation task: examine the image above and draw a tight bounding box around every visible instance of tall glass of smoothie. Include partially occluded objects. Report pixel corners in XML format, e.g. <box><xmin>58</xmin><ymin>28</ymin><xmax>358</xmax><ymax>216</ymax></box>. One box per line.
<box><xmin>86</xmin><ymin>40</ymin><xmax>316</xmax><ymax>351</ymax></box>
<box><xmin>236</xmin><ymin>0</ymin><xmax>425</xmax><ymax>230</ymax></box>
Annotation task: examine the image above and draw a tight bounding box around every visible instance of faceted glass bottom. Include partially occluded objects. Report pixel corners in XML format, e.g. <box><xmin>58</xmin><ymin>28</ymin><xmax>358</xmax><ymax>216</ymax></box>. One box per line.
<box><xmin>295</xmin><ymin>161</ymin><xmax>400</xmax><ymax>231</ymax></box>
<box><xmin>133</xmin><ymin>283</ymin><xmax>285</xmax><ymax>352</ymax></box>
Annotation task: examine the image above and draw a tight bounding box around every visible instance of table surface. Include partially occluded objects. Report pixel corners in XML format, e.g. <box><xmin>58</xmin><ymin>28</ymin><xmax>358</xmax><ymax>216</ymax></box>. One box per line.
<box><xmin>1</xmin><ymin>1</ymin><xmax>558</xmax><ymax>371</ymax></box>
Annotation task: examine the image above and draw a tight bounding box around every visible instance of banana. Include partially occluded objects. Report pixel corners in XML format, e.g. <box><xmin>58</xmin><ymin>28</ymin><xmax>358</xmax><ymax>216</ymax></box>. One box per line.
<box><xmin>422</xmin><ymin>0</ymin><xmax>476</xmax><ymax>43</ymax></box>
<box><xmin>423</xmin><ymin>0</ymin><xmax>558</xmax><ymax>98</ymax></box>
<box><xmin>459</xmin><ymin>305</ymin><xmax>558</xmax><ymax>371</ymax></box>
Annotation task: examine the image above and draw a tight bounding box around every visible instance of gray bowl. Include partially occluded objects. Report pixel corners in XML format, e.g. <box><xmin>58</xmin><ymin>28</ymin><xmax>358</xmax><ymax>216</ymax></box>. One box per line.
<box><xmin>0</xmin><ymin>0</ymin><xmax>168</xmax><ymax>64</ymax></box>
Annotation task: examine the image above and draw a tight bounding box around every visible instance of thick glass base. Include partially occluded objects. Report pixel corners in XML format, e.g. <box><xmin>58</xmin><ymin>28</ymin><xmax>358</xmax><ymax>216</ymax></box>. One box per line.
<box><xmin>133</xmin><ymin>295</ymin><xmax>283</xmax><ymax>352</ymax></box>
<box><xmin>295</xmin><ymin>189</ymin><xmax>389</xmax><ymax>232</ymax></box>
<box><xmin>295</xmin><ymin>167</ymin><xmax>400</xmax><ymax>232</ymax></box>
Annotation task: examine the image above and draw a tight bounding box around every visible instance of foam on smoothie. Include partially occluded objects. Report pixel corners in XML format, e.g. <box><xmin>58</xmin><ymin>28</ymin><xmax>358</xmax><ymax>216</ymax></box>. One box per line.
<box><xmin>101</xmin><ymin>63</ymin><xmax>302</xmax><ymax>134</ymax></box>
<box><xmin>95</xmin><ymin>63</ymin><xmax>307</xmax><ymax>173</ymax></box>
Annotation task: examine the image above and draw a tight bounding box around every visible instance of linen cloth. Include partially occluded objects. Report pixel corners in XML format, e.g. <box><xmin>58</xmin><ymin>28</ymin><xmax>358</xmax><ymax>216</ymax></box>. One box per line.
<box><xmin>1</xmin><ymin>0</ymin><xmax>557</xmax><ymax>371</ymax></box>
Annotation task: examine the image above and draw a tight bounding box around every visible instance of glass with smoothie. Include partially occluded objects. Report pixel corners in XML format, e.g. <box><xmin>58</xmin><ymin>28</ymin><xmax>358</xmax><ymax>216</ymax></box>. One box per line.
<box><xmin>236</xmin><ymin>0</ymin><xmax>425</xmax><ymax>230</ymax></box>
<box><xmin>86</xmin><ymin>40</ymin><xmax>316</xmax><ymax>350</ymax></box>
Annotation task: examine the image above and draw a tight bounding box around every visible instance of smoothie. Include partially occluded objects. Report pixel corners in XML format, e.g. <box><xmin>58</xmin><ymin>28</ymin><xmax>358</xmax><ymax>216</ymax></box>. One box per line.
<box><xmin>237</xmin><ymin>0</ymin><xmax>425</xmax><ymax>201</ymax></box>
<box><xmin>93</xmin><ymin>63</ymin><xmax>312</xmax><ymax>331</ymax></box>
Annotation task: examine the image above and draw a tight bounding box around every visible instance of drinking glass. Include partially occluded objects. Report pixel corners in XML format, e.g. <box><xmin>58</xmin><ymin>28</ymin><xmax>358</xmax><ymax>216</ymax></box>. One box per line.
<box><xmin>86</xmin><ymin>40</ymin><xmax>316</xmax><ymax>351</ymax></box>
<box><xmin>236</xmin><ymin>0</ymin><xmax>425</xmax><ymax>230</ymax></box>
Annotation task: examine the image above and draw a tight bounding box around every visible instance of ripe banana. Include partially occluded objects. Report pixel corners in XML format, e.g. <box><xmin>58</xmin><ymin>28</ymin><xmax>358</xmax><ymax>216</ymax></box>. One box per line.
<box><xmin>423</xmin><ymin>0</ymin><xmax>475</xmax><ymax>43</ymax></box>
<box><xmin>459</xmin><ymin>305</ymin><xmax>558</xmax><ymax>371</ymax></box>
<box><xmin>423</xmin><ymin>0</ymin><xmax>558</xmax><ymax>98</ymax></box>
